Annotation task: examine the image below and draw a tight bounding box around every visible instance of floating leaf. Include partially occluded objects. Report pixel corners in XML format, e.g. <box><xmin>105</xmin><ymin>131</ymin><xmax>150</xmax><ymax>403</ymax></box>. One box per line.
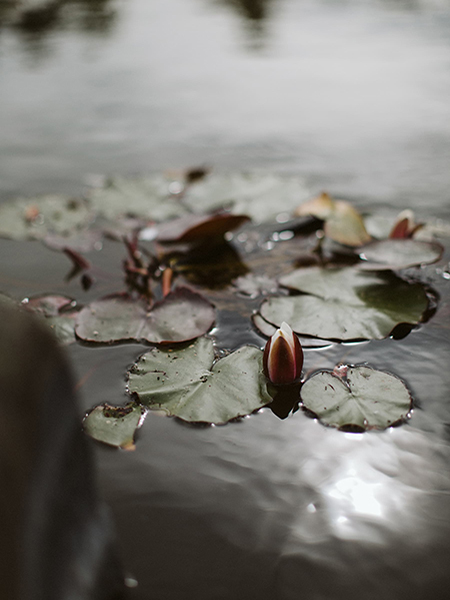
<box><xmin>0</xmin><ymin>195</ymin><xmax>92</xmax><ymax>240</ymax></box>
<box><xmin>252</xmin><ymin>313</ymin><xmax>333</xmax><ymax>348</ymax></box>
<box><xmin>87</xmin><ymin>172</ymin><xmax>309</xmax><ymax>223</ymax></box>
<box><xmin>258</xmin><ymin>267</ymin><xmax>429</xmax><ymax>341</ymax></box>
<box><xmin>358</xmin><ymin>239</ymin><xmax>443</xmax><ymax>270</ymax></box>
<box><xmin>294</xmin><ymin>191</ymin><xmax>334</xmax><ymax>219</ymax></box>
<box><xmin>300</xmin><ymin>366</ymin><xmax>412</xmax><ymax>430</ymax></box>
<box><xmin>87</xmin><ymin>174</ymin><xmax>186</xmax><ymax>221</ymax></box>
<box><xmin>75</xmin><ymin>287</ymin><xmax>215</xmax><ymax>344</ymax></box>
<box><xmin>44</xmin><ymin>229</ymin><xmax>103</xmax><ymax>253</ymax></box>
<box><xmin>324</xmin><ymin>200</ymin><xmax>371</xmax><ymax>247</ymax></box>
<box><xmin>83</xmin><ymin>402</ymin><xmax>144</xmax><ymax>449</ymax></box>
<box><xmin>183</xmin><ymin>172</ymin><xmax>309</xmax><ymax>222</ymax></box>
<box><xmin>155</xmin><ymin>212</ymin><xmax>250</xmax><ymax>244</ymax></box>
<box><xmin>127</xmin><ymin>337</ymin><xmax>272</xmax><ymax>424</ymax></box>
<box><xmin>22</xmin><ymin>294</ymin><xmax>81</xmax><ymax>345</ymax></box>
<box><xmin>295</xmin><ymin>193</ymin><xmax>371</xmax><ymax>247</ymax></box>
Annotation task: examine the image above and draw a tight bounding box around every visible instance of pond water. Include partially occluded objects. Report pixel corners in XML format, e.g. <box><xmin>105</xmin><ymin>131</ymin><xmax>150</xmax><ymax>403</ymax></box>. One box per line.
<box><xmin>1</xmin><ymin>0</ymin><xmax>450</xmax><ymax>599</ymax></box>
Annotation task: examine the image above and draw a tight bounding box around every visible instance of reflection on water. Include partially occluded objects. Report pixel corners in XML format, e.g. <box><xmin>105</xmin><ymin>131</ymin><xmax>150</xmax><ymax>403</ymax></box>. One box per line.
<box><xmin>0</xmin><ymin>0</ymin><xmax>117</xmax><ymax>35</ymax></box>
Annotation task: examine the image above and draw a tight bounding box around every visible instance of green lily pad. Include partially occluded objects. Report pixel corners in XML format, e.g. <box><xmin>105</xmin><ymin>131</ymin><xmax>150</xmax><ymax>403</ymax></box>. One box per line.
<box><xmin>0</xmin><ymin>195</ymin><xmax>92</xmax><ymax>240</ymax></box>
<box><xmin>300</xmin><ymin>365</ymin><xmax>412</xmax><ymax>430</ymax></box>
<box><xmin>184</xmin><ymin>172</ymin><xmax>309</xmax><ymax>222</ymax></box>
<box><xmin>87</xmin><ymin>172</ymin><xmax>309</xmax><ymax>224</ymax></box>
<box><xmin>127</xmin><ymin>337</ymin><xmax>272</xmax><ymax>424</ymax></box>
<box><xmin>87</xmin><ymin>174</ymin><xmax>186</xmax><ymax>221</ymax></box>
<box><xmin>83</xmin><ymin>402</ymin><xmax>144</xmax><ymax>449</ymax></box>
<box><xmin>358</xmin><ymin>239</ymin><xmax>443</xmax><ymax>270</ymax></box>
<box><xmin>75</xmin><ymin>287</ymin><xmax>215</xmax><ymax>344</ymax></box>
<box><xmin>258</xmin><ymin>267</ymin><xmax>429</xmax><ymax>341</ymax></box>
<box><xmin>251</xmin><ymin>313</ymin><xmax>333</xmax><ymax>348</ymax></box>
<box><xmin>22</xmin><ymin>294</ymin><xmax>81</xmax><ymax>345</ymax></box>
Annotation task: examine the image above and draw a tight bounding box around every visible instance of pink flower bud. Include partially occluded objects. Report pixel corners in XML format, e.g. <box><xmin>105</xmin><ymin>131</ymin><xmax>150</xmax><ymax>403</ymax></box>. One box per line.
<box><xmin>263</xmin><ymin>322</ymin><xmax>303</xmax><ymax>385</ymax></box>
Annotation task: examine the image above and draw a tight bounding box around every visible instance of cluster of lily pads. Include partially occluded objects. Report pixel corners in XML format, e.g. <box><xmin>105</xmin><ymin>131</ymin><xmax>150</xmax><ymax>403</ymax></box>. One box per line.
<box><xmin>0</xmin><ymin>169</ymin><xmax>444</xmax><ymax>449</ymax></box>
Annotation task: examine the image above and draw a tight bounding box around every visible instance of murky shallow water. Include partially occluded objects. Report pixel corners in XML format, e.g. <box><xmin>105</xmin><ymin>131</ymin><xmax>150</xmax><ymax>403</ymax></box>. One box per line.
<box><xmin>1</xmin><ymin>0</ymin><xmax>450</xmax><ymax>598</ymax></box>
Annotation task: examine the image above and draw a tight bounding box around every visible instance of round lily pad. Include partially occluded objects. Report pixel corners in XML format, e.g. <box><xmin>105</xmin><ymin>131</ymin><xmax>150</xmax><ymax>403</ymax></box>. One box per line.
<box><xmin>258</xmin><ymin>267</ymin><xmax>429</xmax><ymax>341</ymax></box>
<box><xmin>358</xmin><ymin>239</ymin><xmax>443</xmax><ymax>270</ymax></box>
<box><xmin>87</xmin><ymin>174</ymin><xmax>186</xmax><ymax>221</ymax></box>
<box><xmin>83</xmin><ymin>402</ymin><xmax>144</xmax><ymax>449</ymax></box>
<box><xmin>300</xmin><ymin>366</ymin><xmax>412</xmax><ymax>430</ymax></box>
<box><xmin>75</xmin><ymin>287</ymin><xmax>215</xmax><ymax>344</ymax></box>
<box><xmin>0</xmin><ymin>195</ymin><xmax>92</xmax><ymax>240</ymax></box>
<box><xmin>127</xmin><ymin>337</ymin><xmax>272</xmax><ymax>424</ymax></box>
<box><xmin>183</xmin><ymin>172</ymin><xmax>310</xmax><ymax>222</ymax></box>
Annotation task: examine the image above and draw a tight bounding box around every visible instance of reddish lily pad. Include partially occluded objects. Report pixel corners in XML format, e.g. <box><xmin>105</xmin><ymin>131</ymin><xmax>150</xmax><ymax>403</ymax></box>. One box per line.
<box><xmin>155</xmin><ymin>212</ymin><xmax>250</xmax><ymax>244</ymax></box>
<box><xmin>75</xmin><ymin>287</ymin><xmax>215</xmax><ymax>344</ymax></box>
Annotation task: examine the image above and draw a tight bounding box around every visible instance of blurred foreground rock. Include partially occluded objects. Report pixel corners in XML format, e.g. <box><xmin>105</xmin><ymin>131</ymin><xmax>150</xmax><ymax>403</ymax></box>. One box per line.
<box><xmin>0</xmin><ymin>302</ymin><xmax>124</xmax><ymax>600</ymax></box>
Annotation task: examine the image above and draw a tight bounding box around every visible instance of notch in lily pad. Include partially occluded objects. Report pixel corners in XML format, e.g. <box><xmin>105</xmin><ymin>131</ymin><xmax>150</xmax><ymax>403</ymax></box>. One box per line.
<box><xmin>300</xmin><ymin>365</ymin><xmax>412</xmax><ymax>431</ymax></box>
<box><xmin>83</xmin><ymin>402</ymin><xmax>145</xmax><ymax>450</ymax></box>
<box><xmin>75</xmin><ymin>286</ymin><xmax>215</xmax><ymax>345</ymax></box>
<box><xmin>22</xmin><ymin>294</ymin><xmax>81</xmax><ymax>345</ymax></box>
<box><xmin>257</xmin><ymin>266</ymin><xmax>430</xmax><ymax>341</ymax></box>
<box><xmin>127</xmin><ymin>337</ymin><xmax>273</xmax><ymax>424</ymax></box>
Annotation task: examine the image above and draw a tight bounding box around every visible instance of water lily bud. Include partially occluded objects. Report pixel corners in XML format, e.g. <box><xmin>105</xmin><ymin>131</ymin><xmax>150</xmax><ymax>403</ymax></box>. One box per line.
<box><xmin>389</xmin><ymin>209</ymin><xmax>423</xmax><ymax>239</ymax></box>
<box><xmin>263</xmin><ymin>322</ymin><xmax>303</xmax><ymax>385</ymax></box>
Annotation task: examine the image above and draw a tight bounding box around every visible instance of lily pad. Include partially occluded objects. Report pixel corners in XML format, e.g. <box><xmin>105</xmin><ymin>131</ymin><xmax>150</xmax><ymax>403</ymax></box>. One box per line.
<box><xmin>295</xmin><ymin>193</ymin><xmax>371</xmax><ymax>247</ymax></box>
<box><xmin>258</xmin><ymin>267</ymin><xmax>429</xmax><ymax>341</ymax></box>
<box><xmin>155</xmin><ymin>212</ymin><xmax>250</xmax><ymax>244</ymax></box>
<box><xmin>127</xmin><ymin>337</ymin><xmax>272</xmax><ymax>424</ymax></box>
<box><xmin>183</xmin><ymin>172</ymin><xmax>309</xmax><ymax>222</ymax></box>
<box><xmin>88</xmin><ymin>172</ymin><xmax>309</xmax><ymax>224</ymax></box>
<box><xmin>0</xmin><ymin>195</ymin><xmax>92</xmax><ymax>240</ymax></box>
<box><xmin>83</xmin><ymin>402</ymin><xmax>144</xmax><ymax>449</ymax></box>
<box><xmin>358</xmin><ymin>239</ymin><xmax>443</xmax><ymax>270</ymax></box>
<box><xmin>324</xmin><ymin>200</ymin><xmax>372</xmax><ymax>247</ymax></box>
<box><xmin>22</xmin><ymin>294</ymin><xmax>81</xmax><ymax>345</ymax></box>
<box><xmin>75</xmin><ymin>287</ymin><xmax>215</xmax><ymax>344</ymax></box>
<box><xmin>44</xmin><ymin>229</ymin><xmax>103</xmax><ymax>253</ymax></box>
<box><xmin>87</xmin><ymin>174</ymin><xmax>186</xmax><ymax>221</ymax></box>
<box><xmin>300</xmin><ymin>366</ymin><xmax>412</xmax><ymax>430</ymax></box>
<box><xmin>252</xmin><ymin>313</ymin><xmax>333</xmax><ymax>349</ymax></box>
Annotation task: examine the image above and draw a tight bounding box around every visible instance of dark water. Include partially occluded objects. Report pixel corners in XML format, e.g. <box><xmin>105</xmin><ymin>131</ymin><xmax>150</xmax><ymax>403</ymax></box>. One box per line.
<box><xmin>1</xmin><ymin>1</ymin><xmax>450</xmax><ymax>598</ymax></box>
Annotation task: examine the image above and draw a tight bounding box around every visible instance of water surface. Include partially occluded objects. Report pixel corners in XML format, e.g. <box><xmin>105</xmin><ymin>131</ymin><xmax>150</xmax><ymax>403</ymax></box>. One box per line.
<box><xmin>1</xmin><ymin>1</ymin><xmax>450</xmax><ymax>598</ymax></box>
